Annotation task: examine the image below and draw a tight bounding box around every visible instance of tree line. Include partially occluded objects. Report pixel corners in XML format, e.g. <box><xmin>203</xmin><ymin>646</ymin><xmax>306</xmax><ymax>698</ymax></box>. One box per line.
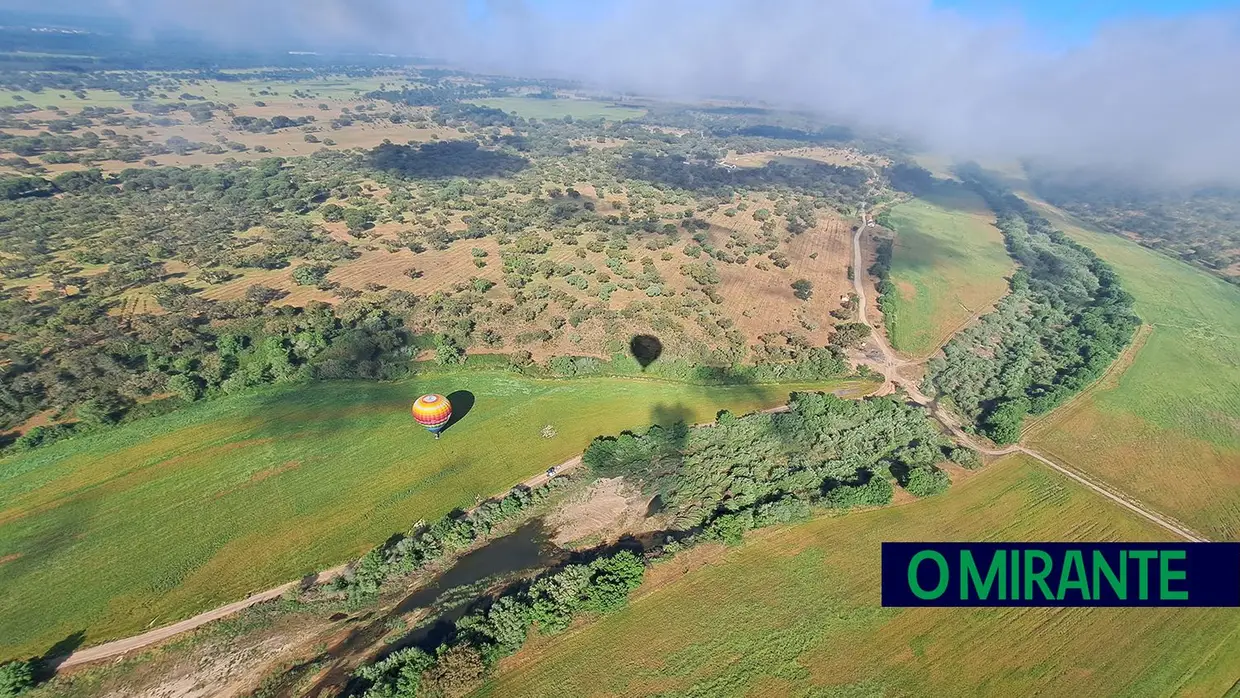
<box><xmin>923</xmin><ymin>167</ymin><xmax>1140</xmax><ymax>443</ymax></box>
<box><xmin>333</xmin><ymin>477</ymin><xmax>570</xmax><ymax>607</ymax></box>
<box><xmin>351</xmin><ymin>549</ymin><xmax>644</xmax><ymax>698</ymax></box>
<box><xmin>584</xmin><ymin>391</ymin><xmax>976</xmax><ymax>537</ymax></box>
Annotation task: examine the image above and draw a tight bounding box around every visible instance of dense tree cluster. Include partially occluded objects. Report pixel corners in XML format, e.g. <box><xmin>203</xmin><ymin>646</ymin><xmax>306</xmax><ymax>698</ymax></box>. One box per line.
<box><xmin>924</xmin><ymin>169</ymin><xmax>1140</xmax><ymax>443</ymax></box>
<box><xmin>868</xmin><ymin>236</ymin><xmax>896</xmax><ymax>331</ymax></box>
<box><xmin>584</xmin><ymin>392</ymin><xmax>967</xmax><ymax>533</ymax></box>
<box><xmin>369</xmin><ymin>141</ymin><xmax>530</xmax><ymax>180</ymax></box>
<box><xmin>0</xmin><ymin>290</ymin><xmax>412</xmax><ymax>444</ymax></box>
<box><xmin>619</xmin><ymin>150</ymin><xmax>868</xmax><ymax>204</ymax></box>
<box><xmin>231</xmin><ymin>114</ymin><xmax>315</xmax><ymax>133</ymax></box>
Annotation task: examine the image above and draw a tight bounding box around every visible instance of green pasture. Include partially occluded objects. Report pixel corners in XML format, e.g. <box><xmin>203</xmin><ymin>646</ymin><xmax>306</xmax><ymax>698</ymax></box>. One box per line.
<box><xmin>480</xmin><ymin>456</ymin><xmax>1240</xmax><ymax>697</ymax></box>
<box><xmin>885</xmin><ymin>188</ymin><xmax>1013</xmax><ymax>356</ymax></box>
<box><xmin>470</xmin><ymin>97</ymin><xmax>646</xmax><ymax>121</ymax></box>
<box><xmin>1026</xmin><ymin>202</ymin><xmax>1240</xmax><ymax>539</ymax></box>
<box><xmin>0</xmin><ymin>372</ymin><xmax>870</xmax><ymax>659</ymax></box>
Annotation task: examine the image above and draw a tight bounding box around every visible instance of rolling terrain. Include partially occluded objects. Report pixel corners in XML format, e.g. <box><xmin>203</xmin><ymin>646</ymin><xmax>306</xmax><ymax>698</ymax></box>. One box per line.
<box><xmin>1022</xmin><ymin>202</ymin><xmax>1240</xmax><ymax>540</ymax></box>
<box><xmin>478</xmin><ymin>455</ymin><xmax>1240</xmax><ymax>697</ymax></box>
<box><xmin>881</xmin><ymin>188</ymin><xmax>1013</xmax><ymax>356</ymax></box>
<box><xmin>0</xmin><ymin>372</ymin><xmax>870</xmax><ymax>659</ymax></box>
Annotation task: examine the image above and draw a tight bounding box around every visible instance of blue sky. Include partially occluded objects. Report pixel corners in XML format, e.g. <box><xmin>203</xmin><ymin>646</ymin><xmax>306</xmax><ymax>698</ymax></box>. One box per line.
<box><xmin>935</xmin><ymin>0</ymin><xmax>1240</xmax><ymax>42</ymax></box>
<box><xmin>463</xmin><ymin>0</ymin><xmax>1240</xmax><ymax>45</ymax></box>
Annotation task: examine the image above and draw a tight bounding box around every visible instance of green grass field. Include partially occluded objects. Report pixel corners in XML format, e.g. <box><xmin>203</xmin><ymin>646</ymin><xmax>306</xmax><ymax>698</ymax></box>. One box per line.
<box><xmin>480</xmin><ymin>455</ymin><xmax>1240</xmax><ymax>697</ymax></box>
<box><xmin>884</xmin><ymin>188</ymin><xmax>1014</xmax><ymax>356</ymax></box>
<box><xmin>1023</xmin><ymin>203</ymin><xmax>1240</xmax><ymax>540</ymax></box>
<box><xmin>0</xmin><ymin>372</ymin><xmax>870</xmax><ymax>659</ymax></box>
<box><xmin>470</xmin><ymin>97</ymin><xmax>646</xmax><ymax>121</ymax></box>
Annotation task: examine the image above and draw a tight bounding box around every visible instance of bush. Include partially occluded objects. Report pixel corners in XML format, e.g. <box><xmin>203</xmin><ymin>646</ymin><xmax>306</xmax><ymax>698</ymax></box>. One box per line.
<box><xmin>0</xmin><ymin>661</ymin><xmax>34</xmax><ymax>697</ymax></box>
<box><xmin>982</xmin><ymin>396</ymin><xmax>1030</xmax><ymax>445</ymax></box>
<box><xmin>948</xmin><ymin>446</ymin><xmax>982</xmax><ymax>470</ymax></box>
<box><xmin>823</xmin><ymin>474</ymin><xmax>894</xmax><ymax>508</ymax></box>
<box><xmin>423</xmin><ymin>645</ymin><xmax>485</xmax><ymax>698</ymax></box>
<box><xmin>791</xmin><ymin>278</ymin><xmax>813</xmax><ymax>300</ymax></box>
<box><xmin>830</xmin><ymin>322</ymin><xmax>871</xmax><ymax>349</ymax></box>
<box><xmin>903</xmin><ymin>467</ymin><xmax>950</xmax><ymax>497</ymax></box>
<box><xmin>320</xmin><ymin>203</ymin><xmax>345</xmax><ymax>221</ymax></box>
<box><xmin>165</xmin><ymin>374</ymin><xmax>202</xmax><ymax>402</ymax></box>
<box><xmin>292</xmin><ymin>263</ymin><xmax>332</xmax><ymax>286</ymax></box>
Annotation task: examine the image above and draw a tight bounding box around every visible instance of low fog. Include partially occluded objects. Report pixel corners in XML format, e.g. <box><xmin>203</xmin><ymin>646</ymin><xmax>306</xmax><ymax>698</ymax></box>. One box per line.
<box><xmin>39</xmin><ymin>0</ymin><xmax>1240</xmax><ymax>183</ymax></box>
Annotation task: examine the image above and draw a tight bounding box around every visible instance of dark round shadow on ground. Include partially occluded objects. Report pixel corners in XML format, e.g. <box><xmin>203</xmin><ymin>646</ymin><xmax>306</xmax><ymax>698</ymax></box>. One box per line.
<box><xmin>441</xmin><ymin>390</ymin><xmax>475</xmax><ymax>433</ymax></box>
<box><xmin>630</xmin><ymin>334</ymin><xmax>663</xmax><ymax>369</ymax></box>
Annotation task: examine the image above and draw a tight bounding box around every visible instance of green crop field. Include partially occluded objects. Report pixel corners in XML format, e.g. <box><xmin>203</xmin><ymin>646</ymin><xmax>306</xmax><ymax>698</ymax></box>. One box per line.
<box><xmin>884</xmin><ymin>188</ymin><xmax>1014</xmax><ymax>356</ymax></box>
<box><xmin>470</xmin><ymin>97</ymin><xmax>646</xmax><ymax>121</ymax></box>
<box><xmin>1023</xmin><ymin>202</ymin><xmax>1240</xmax><ymax>540</ymax></box>
<box><xmin>480</xmin><ymin>455</ymin><xmax>1240</xmax><ymax>697</ymax></box>
<box><xmin>0</xmin><ymin>372</ymin><xmax>870</xmax><ymax>659</ymax></box>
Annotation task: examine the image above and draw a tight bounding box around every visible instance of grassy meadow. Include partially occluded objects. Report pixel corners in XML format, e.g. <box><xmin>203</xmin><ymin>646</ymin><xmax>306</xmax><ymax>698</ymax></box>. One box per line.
<box><xmin>470</xmin><ymin>97</ymin><xmax>646</xmax><ymax>121</ymax></box>
<box><xmin>480</xmin><ymin>455</ymin><xmax>1240</xmax><ymax>697</ymax></box>
<box><xmin>884</xmin><ymin>188</ymin><xmax>1014</xmax><ymax>356</ymax></box>
<box><xmin>0</xmin><ymin>372</ymin><xmax>870</xmax><ymax>659</ymax></box>
<box><xmin>1022</xmin><ymin>203</ymin><xmax>1240</xmax><ymax>540</ymax></box>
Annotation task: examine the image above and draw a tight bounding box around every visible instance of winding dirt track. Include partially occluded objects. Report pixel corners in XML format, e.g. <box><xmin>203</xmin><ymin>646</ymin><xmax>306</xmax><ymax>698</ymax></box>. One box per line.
<box><xmin>55</xmin><ymin>213</ymin><xmax>1204</xmax><ymax>671</ymax></box>
<box><xmin>850</xmin><ymin>212</ymin><xmax>1207</xmax><ymax>544</ymax></box>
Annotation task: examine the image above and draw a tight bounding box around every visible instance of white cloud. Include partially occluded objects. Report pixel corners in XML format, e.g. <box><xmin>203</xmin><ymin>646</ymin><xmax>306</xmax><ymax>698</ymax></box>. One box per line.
<box><xmin>26</xmin><ymin>0</ymin><xmax>1240</xmax><ymax>183</ymax></box>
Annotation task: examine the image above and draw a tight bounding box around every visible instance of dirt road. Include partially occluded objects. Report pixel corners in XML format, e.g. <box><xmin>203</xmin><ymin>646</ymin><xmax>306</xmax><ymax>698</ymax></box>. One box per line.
<box><xmin>57</xmin><ymin>453</ymin><xmax>589</xmax><ymax>670</ymax></box>
<box><xmin>849</xmin><ymin>212</ymin><xmax>1207</xmax><ymax>543</ymax></box>
<box><xmin>59</xmin><ymin>566</ymin><xmax>352</xmax><ymax>669</ymax></box>
<box><xmin>57</xmin><ymin>226</ymin><xmax>1201</xmax><ymax>670</ymax></box>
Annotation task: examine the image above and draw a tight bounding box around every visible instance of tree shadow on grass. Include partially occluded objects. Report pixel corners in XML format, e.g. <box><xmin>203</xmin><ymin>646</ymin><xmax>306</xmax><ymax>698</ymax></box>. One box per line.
<box><xmin>32</xmin><ymin>630</ymin><xmax>86</xmax><ymax>682</ymax></box>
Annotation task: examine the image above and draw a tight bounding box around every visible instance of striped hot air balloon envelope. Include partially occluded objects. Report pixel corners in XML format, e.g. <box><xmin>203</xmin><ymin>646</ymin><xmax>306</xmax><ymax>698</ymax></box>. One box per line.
<box><xmin>412</xmin><ymin>393</ymin><xmax>453</xmax><ymax>438</ymax></box>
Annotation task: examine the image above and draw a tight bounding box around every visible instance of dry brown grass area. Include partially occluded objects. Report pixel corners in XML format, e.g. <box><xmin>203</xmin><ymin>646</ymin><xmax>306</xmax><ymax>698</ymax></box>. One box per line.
<box><xmin>713</xmin><ymin>216</ymin><xmax>852</xmax><ymax>346</ymax></box>
<box><xmin>182</xmin><ymin>198</ymin><xmax>858</xmax><ymax>360</ymax></box>
<box><xmin>332</xmin><ymin>238</ymin><xmax>503</xmax><ymax>293</ymax></box>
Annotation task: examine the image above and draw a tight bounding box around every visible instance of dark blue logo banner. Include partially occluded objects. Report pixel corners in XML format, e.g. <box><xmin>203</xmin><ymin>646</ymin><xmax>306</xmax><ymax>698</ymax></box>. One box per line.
<box><xmin>881</xmin><ymin>542</ymin><xmax>1240</xmax><ymax>607</ymax></box>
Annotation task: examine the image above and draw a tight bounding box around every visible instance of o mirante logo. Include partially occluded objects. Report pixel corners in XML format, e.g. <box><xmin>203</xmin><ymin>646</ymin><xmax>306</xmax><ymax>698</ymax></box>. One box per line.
<box><xmin>881</xmin><ymin>543</ymin><xmax>1240</xmax><ymax>607</ymax></box>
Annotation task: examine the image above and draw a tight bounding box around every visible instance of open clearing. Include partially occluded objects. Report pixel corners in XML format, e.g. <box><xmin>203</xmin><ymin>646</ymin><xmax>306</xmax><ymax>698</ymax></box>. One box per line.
<box><xmin>1023</xmin><ymin>202</ymin><xmax>1240</xmax><ymax>540</ymax></box>
<box><xmin>469</xmin><ymin>97</ymin><xmax>646</xmax><ymax>121</ymax></box>
<box><xmin>0</xmin><ymin>372</ymin><xmax>870</xmax><ymax>659</ymax></box>
<box><xmin>884</xmin><ymin>187</ymin><xmax>1014</xmax><ymax>356</ymax></box>
<box><xmin>479</xmin><ymin>455</ymin><xmax>1240</xmax><ymax>697</ymax></box>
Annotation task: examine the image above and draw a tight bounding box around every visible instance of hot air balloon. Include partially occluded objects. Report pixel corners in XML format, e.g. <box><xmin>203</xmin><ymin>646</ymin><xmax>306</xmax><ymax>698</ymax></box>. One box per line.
<box><xmin>412</xmin><ymin>393</ymin><xmax>453</xmax><ymax>439</ymax></box>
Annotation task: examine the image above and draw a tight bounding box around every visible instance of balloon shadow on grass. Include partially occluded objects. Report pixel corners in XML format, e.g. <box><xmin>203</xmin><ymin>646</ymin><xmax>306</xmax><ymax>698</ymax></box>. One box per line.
<box><xmin>439</xmin><ymin>390</ymin><xmax>475</xmax><ymax>434</ymax></box>
<box><xmin>629</xmin><ymin>334</ymin><xmax>663</xmax><ymax>370</ymax></box>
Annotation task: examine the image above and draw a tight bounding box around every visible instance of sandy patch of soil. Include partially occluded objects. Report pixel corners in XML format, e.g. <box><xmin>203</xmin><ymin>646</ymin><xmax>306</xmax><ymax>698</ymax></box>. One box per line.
<box><xmin>548</xmin><ymin>478</ymin><xmax>668</xmax><ymax>547</ymax></box>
